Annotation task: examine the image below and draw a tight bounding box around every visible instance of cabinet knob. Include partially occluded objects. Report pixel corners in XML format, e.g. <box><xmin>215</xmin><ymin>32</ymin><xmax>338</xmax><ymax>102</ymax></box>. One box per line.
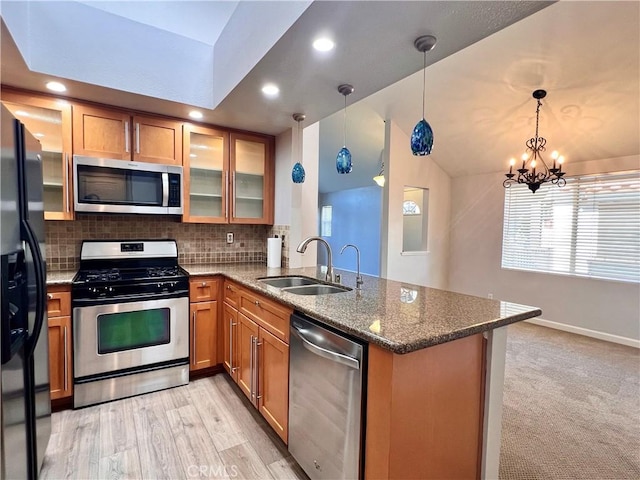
<box><xmin>227</xmin><ymin>285</ymin><xmax>231</xmax><ymax>290</ymax></box>
<box><xmin>254</xmin><ymin>300</ymin><xmax>260</xmax><ymax>306</ymax></box>
<box><xmin>47</xmin><ymin>293</ymin><xmax>53</xmax><ymax>300</ymax></box>
<box><xmin>201</xmin><ymin>282</ymin><xmax>207</xmax><ymax>287</ymax></box>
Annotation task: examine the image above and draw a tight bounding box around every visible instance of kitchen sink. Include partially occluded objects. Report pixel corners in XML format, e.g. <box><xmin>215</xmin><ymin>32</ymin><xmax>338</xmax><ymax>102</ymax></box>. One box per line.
<box><xmin>283</xmin><ymin>284</ymin><xmax>352</xmax><ymax>295</ymax></box>
<box><xmin>258</xmin><ymin>276</ymin><xmax>320</xmax><ymax>288</ymax></box>
<box><xmin>257</xmin><ymin>276</ymin><xmax>352</xmax><ymax>295</ymax></box>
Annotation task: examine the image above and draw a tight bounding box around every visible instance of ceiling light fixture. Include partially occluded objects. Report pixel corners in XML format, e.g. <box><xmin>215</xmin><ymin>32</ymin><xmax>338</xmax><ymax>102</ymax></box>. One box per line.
<box><xmin>336</xmin><ymin>84</ymin><xmax>354</xmax><ymax>174</ymax></box>
<box><xmin>261</xmin><ymin>83</ymin><xmax>279</xmax><ymax>97</ymax></box>
<box><xmin>503</xmin><ymin>89</ymin><xmax>566</xmax><ymax>193</ymax></box>
<box><xmin>313</xmin><ymin>37</ymin><xmax>335</xmax><ymax>52</ymax></box>
<box><xmin>410</xmin><ymin>35</ymin><xmax>437</xmax><ymax>156</ymax></box>
<box><xmin>292</xmin><ymin>113</ymin><xmax>306</xmax><ymax>184</ymax></box>
<box><xmin>45</xmin><ymin>81</ymin><xmax>66</xmax><ymax>92</ymax></box>
<box><xmin>189</xmin><ymin>110</ymin><xmax>203</xmax><ymax>120</ymax></box>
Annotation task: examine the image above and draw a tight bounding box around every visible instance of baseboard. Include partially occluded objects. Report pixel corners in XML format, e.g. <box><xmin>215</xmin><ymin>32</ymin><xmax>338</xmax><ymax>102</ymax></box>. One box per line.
<box><xmin>525</xmin><ymin>318</ymin><xmax>640</xmax><ymax>348</ymax></box>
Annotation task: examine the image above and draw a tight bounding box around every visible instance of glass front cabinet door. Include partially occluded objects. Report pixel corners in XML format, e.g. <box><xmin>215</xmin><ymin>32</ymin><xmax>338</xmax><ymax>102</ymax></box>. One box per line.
<box><xmin>230</xmin><ymin>132</ymin><xmax>274</xmax><ymax>225</ymax></box>
<box><xmin>183</xmin><ymin>124</ymin><xmax>229</xmax><ymax>223</ymax></box>
<box><xmin>2</xmin><ymin>91</ymin><xmax>73</xmax><ymax>220</ymax></box>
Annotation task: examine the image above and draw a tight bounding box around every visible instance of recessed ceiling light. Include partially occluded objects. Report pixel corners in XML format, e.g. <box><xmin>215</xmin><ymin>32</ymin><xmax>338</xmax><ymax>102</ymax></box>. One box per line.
<box><xmin>189</xmin><ymin>110</ymin><xmax>203</xmax><ymax>120</ymax></box>
<box><xmin>189</xmin><ymin>153</ymin><xmax>197</xmax><ymax>158</ymax></box>
<box><xmin>15</xmin><ymin>110</ymin><xmax>29</xmax><ymax>117</ymax></box>
<box><xmin>313</xmin><ymin>37</ymin><xmax>335</xmax><ymax>52</ymax></box>
<box><xmin>46</xmin><ymin>81</ymin><xmax>66</xmax><ymax>92</ymax></box>
<box><xmin>261</xmin><ymin>83</ymin><xmax>279</xmax><ymax>97</ymax></box>
<box><xmin>34</xmin><ymin>133</ymin><xmax>45</xmax><ymax>138</ymax></box>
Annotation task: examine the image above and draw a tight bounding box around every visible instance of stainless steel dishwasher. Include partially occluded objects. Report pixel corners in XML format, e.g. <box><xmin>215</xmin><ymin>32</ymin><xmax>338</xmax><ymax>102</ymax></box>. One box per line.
<box><xmin>289</xmin><ymin>312</ymin><xmax>366</xmax><ymax>480</ymax></box>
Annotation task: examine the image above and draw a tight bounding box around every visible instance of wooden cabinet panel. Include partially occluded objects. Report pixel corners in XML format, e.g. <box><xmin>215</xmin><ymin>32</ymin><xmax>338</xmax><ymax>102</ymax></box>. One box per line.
<box><xmin>222</xmin><ymin>303</ymin><xmax>238</xmax><ymax>381</ymax></box>
<box><xmin>237</xmin><ymin>312</ymin><xmax>259</xmax><ymax>401</ymax></box>
<box><xmin>46</xmin><ymin>286</ymin><xmax>71</xmax><ymax>317</ymax></box>
<box><xmin>133</xmin><ymin>115</ymin><xmax>182</xmax><ymax>165</ymax></box>
<box><xmin>2</xmin><ymin>89</ymin><xmax>74</xmax><ymax>220</ymax></box>
<box><xmin>189</xmin><ymin>277</ymin><xmax>220</xmax><ymax>303</ymax></box>
<box><xmin>48</xmin><ymin>315</ymin><xmax>72</xmax><ymax>400</ymax></box>
<box><xmin>190</xmin><ymin>301</ymin><xmax>218</xmax><ymax>371</ymax></box>
<box><xmin>73</xmin><ymin>106</ymin><xmax>182</xmax><ymax>165</ymax></box>
<box><xmin>240</xmin><ymin>288</ymin><xmax>291</xmax><ymax>343</ymax></box>
<box><xmin>223</xmin><ymin>280</ymin><xmax>241</xmax><ymax>309</ymax></box>
<box><xmin>183</xmin><ymin>124</ymin><xmax>229</xmax><ymax>223</ymax></box>
<box><xmin>73</xmin><ymin>104</ymin><xmax>130</xmax><ymax>159</ymax></box>
<box><xmin>229</xmin><ymin>132</ymin><xmax>274</xmax><ymax>225</ymax></box>
<box><xmin>258</xmin><ymin>327</ymin><xmax>289</xmax><ymax>443</ymax></box>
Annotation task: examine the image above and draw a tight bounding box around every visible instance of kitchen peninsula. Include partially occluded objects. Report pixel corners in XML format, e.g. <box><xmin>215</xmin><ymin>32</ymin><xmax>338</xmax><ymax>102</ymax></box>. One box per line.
<box><xmin>186</xmin><ymin>263</ymin><xmax>541</xmax><ymax>479</ymax></box>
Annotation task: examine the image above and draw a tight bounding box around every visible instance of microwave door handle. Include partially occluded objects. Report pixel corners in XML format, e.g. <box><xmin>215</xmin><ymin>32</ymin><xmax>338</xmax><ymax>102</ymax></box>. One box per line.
<box><xmin>162</xmin><ymin>172</ymin><xmax>169</xmax><ymax>207</ymax></box>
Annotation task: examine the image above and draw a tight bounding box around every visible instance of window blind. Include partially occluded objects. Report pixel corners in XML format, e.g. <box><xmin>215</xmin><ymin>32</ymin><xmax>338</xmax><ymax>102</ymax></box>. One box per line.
<box><xmin>502</xmin><ymin>171</ymin><xmax>640</xmax><ymax>283</ymax></box>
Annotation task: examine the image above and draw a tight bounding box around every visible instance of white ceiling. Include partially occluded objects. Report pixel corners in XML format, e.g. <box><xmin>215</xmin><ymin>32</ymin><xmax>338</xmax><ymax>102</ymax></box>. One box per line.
<box><xmin>1</xmin><ymin>1</ymin><xmax>638</xmax><ymax>192</ymax></box>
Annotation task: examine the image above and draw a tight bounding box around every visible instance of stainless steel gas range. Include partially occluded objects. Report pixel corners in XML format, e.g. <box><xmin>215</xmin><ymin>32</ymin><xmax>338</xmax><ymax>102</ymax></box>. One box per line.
<box><xmin>71</xmin><ymin>240</ymin><xmax>189</xmax><ymax>408</ymax></box>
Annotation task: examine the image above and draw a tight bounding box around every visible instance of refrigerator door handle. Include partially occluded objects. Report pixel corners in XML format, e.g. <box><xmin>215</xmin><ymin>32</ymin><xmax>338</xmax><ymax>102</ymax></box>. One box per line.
<box><xmin>21</xmin><ymin>219</ymin><xmax>46</xmax><ymax>357</ymax></box>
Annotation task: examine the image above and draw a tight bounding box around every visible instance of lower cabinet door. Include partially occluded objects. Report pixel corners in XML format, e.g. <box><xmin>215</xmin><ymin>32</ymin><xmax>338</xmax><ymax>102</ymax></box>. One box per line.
<box><xmin>237</xmin><ymin>313</ymin><xmax>259</xmax><ymax>402</ymax></box>
<box><xmin>258</xmin><ymin>327</ymin><xmax>289</xmax><ymax>443</ymax></box>
<box><xmin>190</xmin><ymin>301</ymin><xmax>217</xmax><ymax>371</ymax></box>
<box><xmin>222</xmin><ymin>303</ymin><xmax>238</xmax><ymax>381</ymax></box>
<box><xmin>48</xmin><ymin>316</ymin><xmax>72</xmax><ymax>400</ymax></box>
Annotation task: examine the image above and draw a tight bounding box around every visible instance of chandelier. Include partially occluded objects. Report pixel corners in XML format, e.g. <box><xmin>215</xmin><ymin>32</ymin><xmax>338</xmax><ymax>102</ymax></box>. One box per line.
<box><xmin>503</xmin><ymin>89</ymin><xmax>566</xmax><ymax>193</ymax></box>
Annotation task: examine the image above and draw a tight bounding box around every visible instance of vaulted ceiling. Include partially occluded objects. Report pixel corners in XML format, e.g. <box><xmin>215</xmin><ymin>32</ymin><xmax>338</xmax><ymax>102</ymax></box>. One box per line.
<box><xmin>2</xmin><ymin>1</ymin><xmax>638</xmax><ymax>194</ymax></box>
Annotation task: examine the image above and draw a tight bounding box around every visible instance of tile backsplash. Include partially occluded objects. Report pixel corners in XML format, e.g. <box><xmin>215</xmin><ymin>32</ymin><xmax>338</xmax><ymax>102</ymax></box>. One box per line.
<box><xmin>45</xmin><ymin>214</ymin><xmax>270</xmax><ymax>271</ymax></box>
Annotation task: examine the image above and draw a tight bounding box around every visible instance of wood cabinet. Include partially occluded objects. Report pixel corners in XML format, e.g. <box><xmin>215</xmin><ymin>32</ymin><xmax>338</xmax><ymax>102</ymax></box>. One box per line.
<box><xmin>229</xmin><ymin>133</ymin><xmax>274</xmax><ymax>225</ymax></box>
<box><xmin>47</xmin><ymin>285</ymin><xmax>72</xmax><ymax>400</ymax></box>
<box><xmin>223</xmin><ymin>280</ymin><xmax>291</xmax><ymax>443</ymax></box>
<box><xmin>183</xmin><ymin>127</ymin><xmax>274</xmax><ymax>225</ymax></box>
<box><xmin>2</xmin><ymin>90</ymin><xmax>74</xmax><ymax>220</ymax></box>
<box><xmin>73</xmin><ymin>104</ymin><xmax>182</xmax><ymax>165</ymax></box>
<box><xmin>188</xmin><ymin>277</ymin><xmax>220</xmax><ymax>371</ymax></box>
<box><xmin>183</xmin><ymin>124</ymin><xmax>229</xmax><ymax>223</ymax></box>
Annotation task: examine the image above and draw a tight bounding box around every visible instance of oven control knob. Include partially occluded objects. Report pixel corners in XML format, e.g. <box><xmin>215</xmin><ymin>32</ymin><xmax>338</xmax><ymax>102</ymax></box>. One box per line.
<box><xmin>107</xmin><ymin>286</ymin><xmax>114</xmax><ymax>293</ymax></box>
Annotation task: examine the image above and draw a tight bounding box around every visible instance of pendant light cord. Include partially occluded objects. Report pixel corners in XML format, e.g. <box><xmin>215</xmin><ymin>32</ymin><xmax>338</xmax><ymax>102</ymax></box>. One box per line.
<box><xmin>422</xmin><ymin>50</ymin><xmax>426</xmax><ymax>120</ymax></box>
<box><xmin>343</xmin><ymin>94</ymin><xmax>347</xmax><ymax>147</ymax></box>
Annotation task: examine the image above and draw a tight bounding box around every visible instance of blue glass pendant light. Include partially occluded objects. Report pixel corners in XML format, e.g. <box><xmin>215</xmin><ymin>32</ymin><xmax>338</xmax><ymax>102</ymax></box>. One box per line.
<box><xmin>336</xmin><ymin>84</ymin><xmax>354</xmax><ymax>174</ymax></box>
<box><xmin>291</xmin><ymin>113</ymin><xmax>306</xmax><ymax>183</ymax></box>
<box><xmin>411</xmin><ymin>35</ymin><xmax>437</xmax><ymax>156</ymax></box>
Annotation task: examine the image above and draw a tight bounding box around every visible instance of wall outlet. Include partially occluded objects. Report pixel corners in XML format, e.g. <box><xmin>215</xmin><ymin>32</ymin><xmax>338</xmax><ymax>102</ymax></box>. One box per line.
<box><xmin>226</xmin><ymin>232</ymin><xmax>234</xmax><ymax>244</ymax></box>
<box><xmin>487</xmin><ymin>293</ymin><xmax>493</xmax><ymax>299</ymax></box>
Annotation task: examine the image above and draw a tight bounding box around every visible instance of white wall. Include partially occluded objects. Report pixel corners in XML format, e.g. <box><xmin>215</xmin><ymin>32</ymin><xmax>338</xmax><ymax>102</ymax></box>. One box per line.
<box><xmin>274</xmin><ymin>128</ymin><xmax>293</xmax><ymax>226</ymax></box>
<box><xmin>448</xmin><ymin>155</ymin><xmax>640</xmax><ymax>344</ymax></box>
<box><xmin>380</xmin><ymin>121</ymin><xmax>451</xmax><ymax>289</ymax></box>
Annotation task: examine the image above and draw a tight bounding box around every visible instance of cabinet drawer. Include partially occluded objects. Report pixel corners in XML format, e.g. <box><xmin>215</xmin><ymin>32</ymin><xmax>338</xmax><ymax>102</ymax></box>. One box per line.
<box><xmin>190</xmin><ymin>277</ymin><xmax>220</xmax><ymax>302</ymax></box>
<box><xmin>223</xmin><ymin>280</ymin><xmax>241</xmax><ymax>309</ymax></box>
<box><xmin>47</xmin><ymin>286</ymin><xmax>71</xmax><ymax>318</ymax></box>
<box><xmin>240</xmin><ymin>289</ymin><xmax>292</xmax><ymax>343</ymax></box>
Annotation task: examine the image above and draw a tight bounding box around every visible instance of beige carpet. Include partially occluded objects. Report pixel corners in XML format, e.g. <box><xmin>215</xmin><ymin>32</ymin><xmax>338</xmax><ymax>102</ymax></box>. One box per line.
<box><xmin>499</xmin><ymin>322</ymin><xmax>640</xmax><ymax>480</ymax></box>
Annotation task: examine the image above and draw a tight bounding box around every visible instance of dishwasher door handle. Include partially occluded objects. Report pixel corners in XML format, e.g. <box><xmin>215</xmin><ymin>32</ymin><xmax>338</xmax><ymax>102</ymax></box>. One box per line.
<box><xmin>292</xmin><ymin>327</ymin><xmax>360</xmax><ymax>370</ymax></box>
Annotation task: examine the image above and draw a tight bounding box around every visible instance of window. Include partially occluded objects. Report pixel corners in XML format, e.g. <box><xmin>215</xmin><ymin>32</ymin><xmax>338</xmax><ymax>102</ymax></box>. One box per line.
<box><xmin>403</xmin><ymin>200</ymin><xmax>421</xmax><ymax>215</ymax></box>
<box><xmin>321</xmin><ymin>205</ymin><xmax>332</xmax><ymax>237</ymax></box>
<box><xmin>502</xmin><ymin>172</ymin><xmax>640</xmax><ymax>283</ymax></box>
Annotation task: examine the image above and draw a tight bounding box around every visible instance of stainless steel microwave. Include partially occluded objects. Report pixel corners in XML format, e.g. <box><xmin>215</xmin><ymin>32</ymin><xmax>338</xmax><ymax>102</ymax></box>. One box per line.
<box><xmin>73</xmin><ymin>155</ymin><xmax>183</xmax><ymax>215</ymax></box>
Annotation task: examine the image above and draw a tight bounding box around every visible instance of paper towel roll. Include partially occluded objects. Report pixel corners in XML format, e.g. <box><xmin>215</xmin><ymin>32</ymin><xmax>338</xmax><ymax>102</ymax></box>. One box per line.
<box><xmin>267</xmin><ymin>237</ymin><xmax>282</xmax><ymax>268</ymax></box>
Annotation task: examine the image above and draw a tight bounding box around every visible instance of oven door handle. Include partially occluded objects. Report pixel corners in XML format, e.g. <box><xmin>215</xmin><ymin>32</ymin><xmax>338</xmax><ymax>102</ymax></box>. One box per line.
<box><xmin>72</xmin><ymin>290</ymin><xmax>189</xmax><ymax>307</ymax></box>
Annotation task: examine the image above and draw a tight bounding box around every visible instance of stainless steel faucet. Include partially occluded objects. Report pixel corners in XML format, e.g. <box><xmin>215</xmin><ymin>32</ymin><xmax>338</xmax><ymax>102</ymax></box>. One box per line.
<box><xmin>340</xmin><ymin>244</ymin><xmax>363</xmax><ymax>290</ymax></box>
<box><xmin>296</xmin><ymin>236</ymin><xmax>335</xmax><ymax>282</ymax></box>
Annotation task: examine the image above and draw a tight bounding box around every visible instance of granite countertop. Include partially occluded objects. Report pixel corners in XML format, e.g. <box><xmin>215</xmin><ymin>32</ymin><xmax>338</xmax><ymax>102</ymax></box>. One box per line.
<box><xmin>186</xmin><ymin>263</ymin><xmax>542</xmax><ymax>354</ymax></box>
<box><xmin>47</xmin><ymin>270</ymin><xmax>77</xmax><ymax>285</ymax></box>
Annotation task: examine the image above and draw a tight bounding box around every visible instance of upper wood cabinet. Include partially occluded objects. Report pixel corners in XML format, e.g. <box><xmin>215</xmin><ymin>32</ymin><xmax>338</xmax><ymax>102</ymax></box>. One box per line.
<box><xmin>230</xmin><ymin>132</ymin><xmax>274</xmax><ymax>225</ymax></box>
<box><xmin>183</xmin><ymin>124</ymin><xmax>230</xmax><ymax>223</ymax></box>
<box><xmin>73</xmin><ymin>104</ymin><xmax>182</xmax><ymax>165</ymax></box>
<box><xmin>2</xmin><ymin>90</ymin><xmax>74</xmax><ymax>220</ymax></box>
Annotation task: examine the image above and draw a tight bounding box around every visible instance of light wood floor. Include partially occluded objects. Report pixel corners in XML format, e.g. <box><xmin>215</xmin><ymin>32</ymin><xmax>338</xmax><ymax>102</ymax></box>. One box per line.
<box><xmin>41</xmin><ymin>374</ymin><xmax>309</xmax><ymax>479</ymax></box>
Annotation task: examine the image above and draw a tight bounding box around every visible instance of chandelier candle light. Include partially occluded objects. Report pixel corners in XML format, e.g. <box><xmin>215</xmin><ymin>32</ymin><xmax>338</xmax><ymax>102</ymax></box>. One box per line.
<box><xmin>411</xmin><ymin>35</ymin><xmax>437</xmax><ymax>156</ymax></box>
<box><xmin>503</xmin><ymin>89</ymin><xmax>566</xmax><ymax>193</ymax></box>
<box><xmin>292</xmin><ymin>113</ymin><xmax>306</xmax><ymax>184</ymax></box>
<box><xmin>336</xmin><ymin>84</ymin><xmax>354</xmax><ymax>174</ymax></box>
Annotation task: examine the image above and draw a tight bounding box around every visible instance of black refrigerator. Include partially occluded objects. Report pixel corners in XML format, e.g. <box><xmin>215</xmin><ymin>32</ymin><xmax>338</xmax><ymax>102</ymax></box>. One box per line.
<box><xmin>1</xmin><ymin>104</ymin><xmax>51</xmax><ymax>479</ymax></box>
